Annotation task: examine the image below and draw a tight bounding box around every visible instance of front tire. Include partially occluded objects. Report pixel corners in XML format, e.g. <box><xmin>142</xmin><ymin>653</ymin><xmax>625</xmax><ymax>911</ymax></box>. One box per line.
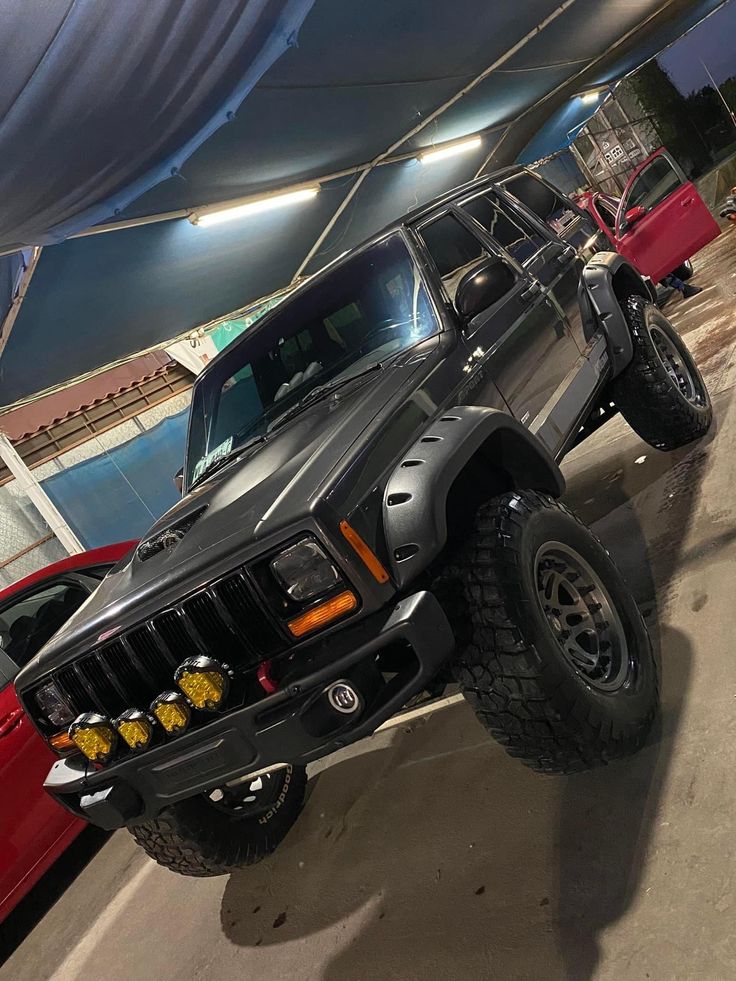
<box><xmin>129</xmin><ymin>765</ymin><xmax>306</xmax><ymax>876</ymax></box>
<box><xmin>443</xmin><ymin>492</ymin><xmax>658</xmax><ymax>774</ymax></box>
<box><xmin>611</xmin><ymin>295</ymin><xmax>712</xmax><ymax>451</ymax></box>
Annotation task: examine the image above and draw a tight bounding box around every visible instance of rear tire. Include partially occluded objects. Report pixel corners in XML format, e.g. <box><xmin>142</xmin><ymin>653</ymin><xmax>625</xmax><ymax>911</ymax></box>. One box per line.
<box><xmin>611</xmin><ymin>296</ymin><xmax>711</xmax><ymax>451</ymax></box>
<box><xmin>441</xmin><ymin>491</ymin><xmax>658</xmax><ymax>775</ymax></box>
<box><xmin>129</xmin><ymin>765</ymin><xmax>306</xmax><ymax>876</ymax></box>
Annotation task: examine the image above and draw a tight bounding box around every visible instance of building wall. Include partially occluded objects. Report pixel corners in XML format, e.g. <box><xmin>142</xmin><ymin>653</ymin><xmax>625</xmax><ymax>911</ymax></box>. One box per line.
<box><xmin>30</xmin><ymin>390</ymin><xmax>191</xmax><ymax>481</ymax></box>
<box><xmin>0</xmin><ymin>390</ymin><xmax>191</xmax><ymax>586</ymax></box>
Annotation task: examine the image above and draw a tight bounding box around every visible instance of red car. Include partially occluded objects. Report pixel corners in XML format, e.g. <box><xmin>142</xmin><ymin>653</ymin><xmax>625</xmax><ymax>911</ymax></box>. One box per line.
<box><xmin>576</xmin><ymin>148</ymin><xmax>720</xmax><ymax>283</ymax></box>
<box><xmin>0</xmin><ymin>541</ymin><xmax>135</xmax><ymax>923</ymax></box>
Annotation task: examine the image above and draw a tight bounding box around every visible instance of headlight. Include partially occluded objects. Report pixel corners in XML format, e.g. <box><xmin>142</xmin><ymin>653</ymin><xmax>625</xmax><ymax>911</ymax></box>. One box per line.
<box><xmin>270</xmin><ymin>539</ymin><xmax>342</xmax><ymax>602</ymax></box>
<box><xmin>35</xmin><ymin>681</ymin><xmax>75</xmax><ymax>728</ymax></box>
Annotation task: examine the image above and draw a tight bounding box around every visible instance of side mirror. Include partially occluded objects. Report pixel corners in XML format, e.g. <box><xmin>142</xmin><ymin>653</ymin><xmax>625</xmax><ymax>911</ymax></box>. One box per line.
<box><xmin>173</xmin><ymin>468</ymin><xmax>184</xmax><ymax>495</ymax></box>
<box><xmin>455</xmin><ymin>257</ymin><xmax>517</xmax><ymax>321</ymax></box>
<box><xmin>624</xmin><ymin>205</ymin><xmax>646</xmax><ymax>228</ymax></box>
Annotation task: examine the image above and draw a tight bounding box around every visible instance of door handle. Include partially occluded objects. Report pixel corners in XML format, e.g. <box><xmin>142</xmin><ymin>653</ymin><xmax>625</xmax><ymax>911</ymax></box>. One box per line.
<box><xmin>681</xmin><ymin>198</ymin><xmax>695</xmax><ymax>206</ymax></box>
<box><xmin>520</xmin><ymin>281</ymin><xmax>543</xmax><ymax>301</ymax></box>
<box><xmin>0</xmin><ymin>708</ymin><xmax>23</xmax><ymax>737</ymax></box>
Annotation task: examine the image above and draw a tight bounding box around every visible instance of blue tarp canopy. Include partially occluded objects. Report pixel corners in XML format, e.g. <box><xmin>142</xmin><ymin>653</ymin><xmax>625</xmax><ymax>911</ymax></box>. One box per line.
<box><xmin>0</xmin><ymin>0</ymin><xmax>724</xmax><ymax>407</ymax></box>
<box><xmin>0</xmin><ymin>0</ymin><xmax>315</xmax><ymax>248</ymax></box>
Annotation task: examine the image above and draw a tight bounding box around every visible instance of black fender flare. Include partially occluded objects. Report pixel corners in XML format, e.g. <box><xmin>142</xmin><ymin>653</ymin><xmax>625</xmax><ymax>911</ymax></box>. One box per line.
<box><xmin>579</xmin><ymin>252</ymin><xmax>655</xmax><ymax>377</ymax></box>
<box><xmin>382</xmin><ymin>405</ymin><xmax>565</xmax><ymax>587</ymax></box>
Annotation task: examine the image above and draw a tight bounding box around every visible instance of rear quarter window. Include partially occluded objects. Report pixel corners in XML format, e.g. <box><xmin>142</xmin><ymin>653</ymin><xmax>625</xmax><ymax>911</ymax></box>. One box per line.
<box><xmin>501</xmin><ymin>172</ymin><xmax>595</xmax><ymax>246</ymax></box>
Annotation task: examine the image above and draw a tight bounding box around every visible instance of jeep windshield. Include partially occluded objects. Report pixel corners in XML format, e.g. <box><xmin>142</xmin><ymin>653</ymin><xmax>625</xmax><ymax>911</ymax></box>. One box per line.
<box><xmin>185</xmin><ymin>233</ymin><xmax>438</xmax><ymax>490</ymax></box>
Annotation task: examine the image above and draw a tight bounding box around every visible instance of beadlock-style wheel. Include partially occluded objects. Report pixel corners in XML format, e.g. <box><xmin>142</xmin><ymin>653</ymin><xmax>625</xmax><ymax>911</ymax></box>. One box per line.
<box><xmin>535</xmin><ymin>542</ymin><xmax>629</xmax><ymax>692</ymax></box>
<box><xmin>440</xmin><ymin>490</ymin><xmax>659</xmax><ymax>774</ymax></box>
<box><xmin>610</xmin><ymin>296</ymin><xmax>712</xmax><ymax>451</ymax></box>
<box><xmin>649</xmin><ymin>324</ymin><xmax>706</xmax><ymax>408</ymax></box>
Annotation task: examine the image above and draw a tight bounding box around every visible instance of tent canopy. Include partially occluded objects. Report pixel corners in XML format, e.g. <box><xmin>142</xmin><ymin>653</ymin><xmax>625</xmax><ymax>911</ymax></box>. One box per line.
<box><xmin>0</xmin><ymin>0</ymin><xmax>725</xmax><ymax>408</ymax></box>
<box><xmin>0</xmin><ymin>0</ymin><xmax>315</xmax><ymax>248</ymax></box>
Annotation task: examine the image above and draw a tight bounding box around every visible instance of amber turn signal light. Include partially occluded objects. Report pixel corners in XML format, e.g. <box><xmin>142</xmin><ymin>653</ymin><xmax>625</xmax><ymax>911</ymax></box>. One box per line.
<box><xmin>50</xmin><ymin>730</ymin><xmax>76</xmax><ymax>753</ymax></box>
<box><xmin>287</xmin><ymin>590</ymin><xmax>358</xmax><ymax>638</ymax></box>
<box><xmin>339</xmin><ymin>521</ymin><xmax>390</xmax><ymax>584</ymax></box>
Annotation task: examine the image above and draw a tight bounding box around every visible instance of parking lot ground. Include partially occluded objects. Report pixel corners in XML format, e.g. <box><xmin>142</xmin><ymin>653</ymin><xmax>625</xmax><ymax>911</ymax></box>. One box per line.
<box><xmin>2</xmin><ymin>224</ymin><xmax>735</xmax><ymax>981</ymax></box>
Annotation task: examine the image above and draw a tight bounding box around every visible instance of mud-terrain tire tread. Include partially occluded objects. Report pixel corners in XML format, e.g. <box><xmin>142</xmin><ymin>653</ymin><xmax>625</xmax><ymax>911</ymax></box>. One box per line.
<box><xmin>129</xmin><ymin>765</ymin><xmax>306</xmax><ymax>876</ymax></box>
<box><xmin>439</xmin><ymin>491</ymin><xmax>658</xmax><ymax>775</ymax></box>
<box><xmin>611</xmin><ymin>295</ymin><xmax>711</xmax><ymax>451</ymax></box>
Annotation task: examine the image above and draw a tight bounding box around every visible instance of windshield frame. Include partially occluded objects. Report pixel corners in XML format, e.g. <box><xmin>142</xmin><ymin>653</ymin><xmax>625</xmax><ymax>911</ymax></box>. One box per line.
<box><xmin>182</xmin><ymin>228</ymin><xmax>443</xmax><ymax>493</ymax></box>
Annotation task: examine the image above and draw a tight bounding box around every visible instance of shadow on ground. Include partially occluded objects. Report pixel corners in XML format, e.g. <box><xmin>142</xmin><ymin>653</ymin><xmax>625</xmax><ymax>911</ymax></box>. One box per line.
<box><xmin>219</xmin><ymin>456</ymin><xmax>694</xmax><ymax>979</ymax></box>
<box><xmin>219</xmin><ymin>627</ymin><xmax>690</xmax><ymax>980</ymax></box>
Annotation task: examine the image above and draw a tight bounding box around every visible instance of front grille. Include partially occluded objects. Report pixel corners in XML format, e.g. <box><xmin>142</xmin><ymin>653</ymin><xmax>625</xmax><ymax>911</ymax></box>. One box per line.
<box><xmin>47</xmin><ymin>567</ymin><xmax>286</xmax><ymax>720</ymax></box>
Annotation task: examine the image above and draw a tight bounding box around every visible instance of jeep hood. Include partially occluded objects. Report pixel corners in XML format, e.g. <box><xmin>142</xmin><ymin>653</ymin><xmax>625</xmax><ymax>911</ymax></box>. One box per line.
<box><xmin>23</xmin><ymin>347</ymin><xmax>437</xmax><ymax>674</ymax></box>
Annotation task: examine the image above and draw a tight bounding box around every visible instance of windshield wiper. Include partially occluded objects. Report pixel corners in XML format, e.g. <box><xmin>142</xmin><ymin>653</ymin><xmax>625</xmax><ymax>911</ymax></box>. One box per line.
<box><xmin>268</xmin><ymin>361</ymin><xmax>384</xmax><ymax>434</ymax></box>
<box><xmin>189</xmin><ymin>434</ymin><xmax>266</xmax><ymax>490</ymax></box>
<box><xmin>190</xmin><ymin>362</ymin><xmax>385</xmax><ymax>489</ymax></box>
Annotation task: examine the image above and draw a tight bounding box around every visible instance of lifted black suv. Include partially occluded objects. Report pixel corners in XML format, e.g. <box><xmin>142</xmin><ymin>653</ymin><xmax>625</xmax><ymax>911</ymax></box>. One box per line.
<box><xmin>17</xmin><ymin>169</ymin><xmax>712</xmax><ymax>876</ymax></box>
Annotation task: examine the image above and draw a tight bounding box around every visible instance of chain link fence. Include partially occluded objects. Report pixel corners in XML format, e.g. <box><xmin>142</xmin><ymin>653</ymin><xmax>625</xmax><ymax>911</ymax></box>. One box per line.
<box><xmin>0</xmin><ymin>480</ymin><xmax>66</xmax><ymax>588</ymax></box>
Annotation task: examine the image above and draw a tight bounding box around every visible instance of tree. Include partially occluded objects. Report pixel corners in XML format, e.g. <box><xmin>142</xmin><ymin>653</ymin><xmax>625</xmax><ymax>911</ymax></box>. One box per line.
<box><xmin>627</xmin><ymin>61</ymin><xmax>712</xmax><ymax>177</ymax></box>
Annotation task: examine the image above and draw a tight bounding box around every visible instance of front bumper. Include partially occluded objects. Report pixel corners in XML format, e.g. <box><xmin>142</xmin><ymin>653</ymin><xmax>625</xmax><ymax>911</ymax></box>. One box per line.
<box><xmin>45</xmin><ymin>591</ymin><xmax>454</xmax><ymax>829</ymax></box>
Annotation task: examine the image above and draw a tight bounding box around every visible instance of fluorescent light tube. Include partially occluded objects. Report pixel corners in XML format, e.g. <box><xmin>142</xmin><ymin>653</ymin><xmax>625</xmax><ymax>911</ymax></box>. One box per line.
<box><xmin>191</xmin><ymin>187</ymin><xmax>319</xmax><ymax>227</ymax></box>
<box><xmin>420</xmin><ymin>137</ymin><xmax>482</xmax><ymax>165</ymax></box>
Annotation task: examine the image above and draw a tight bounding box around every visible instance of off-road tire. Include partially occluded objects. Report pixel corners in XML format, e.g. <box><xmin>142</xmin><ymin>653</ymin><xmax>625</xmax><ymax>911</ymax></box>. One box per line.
<box><xmin>611</xmin><ymin>296</ymin><xmax>711</xmax><ymax>450</ymax></box>
<box><xmin>671</xmin><ymin>260</ymin><xmax>693</xmax><ymax>280</ymax></box>
<box><xmin>129</xmin><ymin>765</ymin><xmax>306</xmax><ymax>876</ymax></box>
<box><xmin>440</xmin><ymin>491</ymin><xmax>658</xmax><ymax>774</ymax></box>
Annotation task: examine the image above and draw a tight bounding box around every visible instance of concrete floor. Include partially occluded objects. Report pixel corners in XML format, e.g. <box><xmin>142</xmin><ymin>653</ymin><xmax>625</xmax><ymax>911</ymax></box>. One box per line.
<box><xmin>2</xmin><ymin>224</ymin><xmax>736</xmax><ymax>981</ymax></box>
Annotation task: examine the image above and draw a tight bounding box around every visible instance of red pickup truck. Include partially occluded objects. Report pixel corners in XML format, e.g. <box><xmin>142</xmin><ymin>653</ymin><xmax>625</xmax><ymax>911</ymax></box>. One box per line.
<box><xmin>575</xmin><ymin>148</ymin><xmax>720</xmax><ymax>283</ymax></box>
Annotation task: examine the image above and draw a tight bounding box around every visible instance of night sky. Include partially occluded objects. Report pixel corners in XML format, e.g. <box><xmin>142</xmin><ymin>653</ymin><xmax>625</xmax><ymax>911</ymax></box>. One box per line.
<box><xmin>659</xmin><ymin>0</ymin><xmax>736</xmax><ymax>94</ymax></box>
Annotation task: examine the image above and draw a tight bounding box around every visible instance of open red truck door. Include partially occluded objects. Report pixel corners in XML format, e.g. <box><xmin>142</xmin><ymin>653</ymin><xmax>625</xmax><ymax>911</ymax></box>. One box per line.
<box><xmin>614</xmin><ymin>149</ymin><xmax>719</xmax><ymax>282</ymax></box>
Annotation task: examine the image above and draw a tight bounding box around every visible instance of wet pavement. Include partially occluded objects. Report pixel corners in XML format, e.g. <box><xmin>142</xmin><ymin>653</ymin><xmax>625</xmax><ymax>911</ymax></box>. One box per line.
<box><xmin>2</xmin><ymin>222</ymin><xmax>736</xmax><ymax>981</ymax></box>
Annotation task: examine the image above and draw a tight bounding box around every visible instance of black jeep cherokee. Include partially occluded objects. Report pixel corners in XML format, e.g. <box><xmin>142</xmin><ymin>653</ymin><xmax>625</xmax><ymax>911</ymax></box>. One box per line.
<box><xmin>17</xmin><ymin>169</ymin><xmax>712</xmax><ymax>876</ymax></box>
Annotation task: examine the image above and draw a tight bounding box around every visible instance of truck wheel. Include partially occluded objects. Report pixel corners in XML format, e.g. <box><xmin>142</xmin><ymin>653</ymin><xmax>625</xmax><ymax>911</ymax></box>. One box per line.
<box><xmin>611</xmin><ymin>295</ymin><xmax>711</xmax><ymax>451</ymax></box>
<box><xmin>671</xmin><ymin>260</ymin><xmax>693</xmax><ymax>280</ymax></box>
<box><xmin>444</xmin><ymin>491</ymin><xmax>658</xmax><ymax>775</ymax></box>
<box><xmin>129</xmin><ymin>765</ymin><xmax>306</xmax><ymax>876</ymax></box>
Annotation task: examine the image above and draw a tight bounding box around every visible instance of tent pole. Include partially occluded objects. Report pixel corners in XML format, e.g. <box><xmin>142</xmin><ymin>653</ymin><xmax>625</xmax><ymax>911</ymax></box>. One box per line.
<box><xmin>0</xmin><ymin>434</ymin><xmax>83</xmax><ymax>555</ymax></box>
<box><xmin>475</xmin><ymin>0</ymin><xmax>690</xmax><ymax>175</ymax></box>
<box><xmin>569</xmin><ymin>142</ymin><xmax>598</xmax><ymax>188</ymax></box>
<box><xmin>0</xmin><ymin>247</ymin><xmax>42</xmax><ymax>360</ymax></box>
<box><xmin>292</xmin><ymin>0</ymin><xmax>580</xmax><ymax>279</ymax></box>
<box><xmin>22</xmin><ymin>129</ymin><xmax>505</xmax><ymax>246</ymax></box>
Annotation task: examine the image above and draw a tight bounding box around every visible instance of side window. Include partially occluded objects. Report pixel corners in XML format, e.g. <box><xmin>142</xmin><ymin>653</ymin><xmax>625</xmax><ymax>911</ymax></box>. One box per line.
<box><xmin>0</xmin><ymin>580</ymin><xmax>91</xmax><ymax>669</ymax></box>
<box><xmin>462</xmin><ymin>193</ymin><xmax>545</xmax><ymax>265</ymax></box>
<box><xmin>419</xmin><ymin>213</ymin><xmax>491</xmax><ymax>303</ymax></box>
<box><xmin>500</xmin><ymin>173</ymin><xmax>582</xmax><ymax>242</ymax></box>
<box><xmin>596</xmin><ymin>201</ymin><xmax>617</xmax><ymax>230</ymax></box>
<box><xmin>626</xmin><ymin>156</ymin><xmax>682</xmax><ymax>212</ymax></box>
